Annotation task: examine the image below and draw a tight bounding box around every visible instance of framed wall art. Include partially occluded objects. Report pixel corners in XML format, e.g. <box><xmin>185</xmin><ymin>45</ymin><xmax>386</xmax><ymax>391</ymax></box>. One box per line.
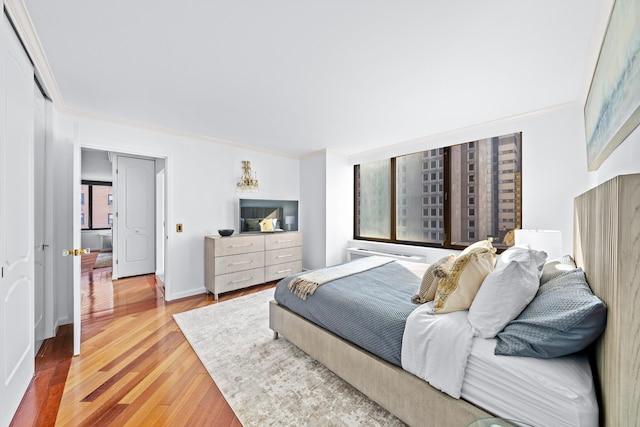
<box><xmin>584</xmin><ymin>0</ymin><xmax>640</xmax><ymax>171</ymax></box>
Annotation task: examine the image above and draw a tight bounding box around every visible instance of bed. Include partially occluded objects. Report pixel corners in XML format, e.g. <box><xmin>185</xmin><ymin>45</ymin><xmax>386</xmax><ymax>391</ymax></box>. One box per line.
<box><xmin>269</xmin><ymin>173</ymin><xmax>640</xmax><ymax>427</ymax></box>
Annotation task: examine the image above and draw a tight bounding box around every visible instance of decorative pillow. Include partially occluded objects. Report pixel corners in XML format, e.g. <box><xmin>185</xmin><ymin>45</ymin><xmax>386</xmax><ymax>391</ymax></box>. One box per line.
<box><xmin>259</xmin><ymin>217</ymin><xmax>274</xmax><ymax>232</ymax></box>
<box><xmin>460</xmin><ymin>239</ymin><xmax>496</xmax><ymax>256</ymax></box>
<box><xmin>468</xmin><ymin>246</ymin><xmax>547</xmax><ymax>338</ymax></box>
<box><xmin>433</xmin><ymin>248</ymin><xmax>496</xmax><ymax>314</ymax></box>
<box><xmin>411</xmin><ymin>254</ymin><xmax>456</xmax><ymax>304</ymax></box>
<box><xmin>540</xmin><ymin>255</ymin><xmax>577</xmax><ymax>285</ymax></box>
<box><xmin>495</xmin><ymin>268</ymin><xmax>607</xmax><ymax>358</ymax></box>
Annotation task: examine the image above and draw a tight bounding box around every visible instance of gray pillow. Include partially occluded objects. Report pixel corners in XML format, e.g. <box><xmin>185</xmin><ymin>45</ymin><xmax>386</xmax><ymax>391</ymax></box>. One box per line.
<box><xmin>539</xmin><ymin>254</ymin><xmax>577</xmax><ymax>285</ymax></box>
<box><xmin>495</xmin><ymin>268</ymin><xmax>606</xmax><ymax>358</ymax></box>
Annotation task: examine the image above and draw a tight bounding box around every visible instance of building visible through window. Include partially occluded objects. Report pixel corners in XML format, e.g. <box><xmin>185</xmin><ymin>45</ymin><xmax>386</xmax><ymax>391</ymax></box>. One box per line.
<box><xmin>81</xmin><ymin>181</ymin><xmax>113</xmax><ymax>230</ymax></box>
<box><xmin>355</xmin><ymin>132</ymin><xmax>522</xmax><ymax>250</ymax></box>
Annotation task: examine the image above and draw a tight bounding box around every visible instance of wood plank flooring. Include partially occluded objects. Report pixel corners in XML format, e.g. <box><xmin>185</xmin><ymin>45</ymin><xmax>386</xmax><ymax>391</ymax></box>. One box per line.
<box><xmin>11</xmin><ymin>251</ymin><xmax>275</xmax><ymax>426</ymax></box>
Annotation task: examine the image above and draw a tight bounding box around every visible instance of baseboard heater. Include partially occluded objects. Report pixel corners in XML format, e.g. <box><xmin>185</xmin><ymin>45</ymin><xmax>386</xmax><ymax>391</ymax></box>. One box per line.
<box><xmin>346</xmin><ymin>247</ymin><xmax>426</xmax><ymax>263</ymax></box>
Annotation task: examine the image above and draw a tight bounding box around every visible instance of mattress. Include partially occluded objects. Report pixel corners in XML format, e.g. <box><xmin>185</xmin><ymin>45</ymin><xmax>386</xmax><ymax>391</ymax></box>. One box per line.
<box><xmin>462</xmin><ymin>337</ymin><xmax>599</xmax><ymax>427</ymax></box>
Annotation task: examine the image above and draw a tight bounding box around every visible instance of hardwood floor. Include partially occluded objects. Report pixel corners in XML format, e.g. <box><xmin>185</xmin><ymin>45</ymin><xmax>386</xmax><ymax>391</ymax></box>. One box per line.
<box><xmin>11</xmin><ymin>251</ymin><xmax>275</xmax><ymax>426</ymax></box>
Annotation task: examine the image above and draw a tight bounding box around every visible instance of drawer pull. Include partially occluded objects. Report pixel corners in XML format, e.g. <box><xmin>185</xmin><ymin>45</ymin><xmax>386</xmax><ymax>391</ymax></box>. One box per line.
<box><xmin>276</xmin><ymin>254</ymin><xmax>293</xmax><ymax>259</ymax></box>
<box><xmin>276</xmin><ymin>268</ymin><xmax>293</xmax><ymax>274</ymax></box>
<box><xmin>230</xmin><ymin>243</ymin><xmax>253</xmax><ymax>248</ymax></box>
<box><xmin>229</xmin><ymin>260</ymin><xmax>253</xmax><ymax>266</ymax></box>
<box><xmin>276</xmin><ymin>239</ymin><xmax>293</xmax><ymax>244</ymax></box>
<box><xmin>230</xmin><ymin>276</ymin><xmax>253</xmax><ymax>284</ymax></box>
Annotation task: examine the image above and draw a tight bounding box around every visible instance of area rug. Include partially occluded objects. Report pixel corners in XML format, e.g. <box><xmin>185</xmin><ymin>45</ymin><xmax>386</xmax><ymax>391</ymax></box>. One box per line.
<box><xmin>93</xmin><ymin>252</ymin><xmax>112</xmax><ymax>269</ymax></box>
<box><xmin>173</xmin><ymin>289</ymin><xmax>405</xmax><ymax>427</ymax></box>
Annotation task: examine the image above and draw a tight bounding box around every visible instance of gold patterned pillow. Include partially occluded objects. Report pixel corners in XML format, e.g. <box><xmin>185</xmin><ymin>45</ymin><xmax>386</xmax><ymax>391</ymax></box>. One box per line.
<box><xmin>434</xmin><ymin>248</ymin><xmax>496</xmax><ymax>314</ymax></box>
<box><xmin>459</xmin><ymin>238</ymin><xmax>496</xmax><ymax>256</ymax></box>
<box><xmin>411</xmin><ymin>254</ymin><xmax>456</xmax><ymax>304</ymax></box>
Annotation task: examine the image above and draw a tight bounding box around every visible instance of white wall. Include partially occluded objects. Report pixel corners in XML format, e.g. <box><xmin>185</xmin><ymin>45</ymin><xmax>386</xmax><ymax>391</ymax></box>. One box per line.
<box><xmin>300</xmin><ymin>150</ymin><xmax>353</xmax><ymax>270</ymax></box>
<box><xmin>300</xmin><ymin>152</ymin><xmax>326</xmax><ymax>270</ymax></box>
<box><xmin>81</xmin><ymin>148</ymin><xmax>112</xmax><ymax>181</ymax></box>
<box><xmin>587</xmin><ymin>125</ymin><xmax>640</xmax><ymax>187</ymax></box>
<box><xmin>325</xmin><ymin>150</ymin><xmax>352</xmax><ymax>266</ymax></box>
<box><xmin>346</xmin><ymin>102</ymin><xmax>591</xmax><ymax>259</ymax></box>
<box><xmin>50</xmin><ymin>91</ymin><xmax>639</xmax><ymax>311</ymax></box>
<box><xmin>54</xmin><ymin>113</ymin><xmax>300</xmax><ymax>301</ymax></box>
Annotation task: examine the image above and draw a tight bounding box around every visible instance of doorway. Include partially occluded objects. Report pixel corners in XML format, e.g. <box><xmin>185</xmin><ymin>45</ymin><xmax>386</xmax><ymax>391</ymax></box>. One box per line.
<box><xmin>76</xmin><ymin>148</ymin><xmax>168</xmax><ymax>351</ymax></box>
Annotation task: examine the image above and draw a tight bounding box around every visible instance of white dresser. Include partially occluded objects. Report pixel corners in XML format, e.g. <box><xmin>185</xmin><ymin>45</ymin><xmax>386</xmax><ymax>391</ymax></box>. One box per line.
<box><xmin>205</xmin><ymin>231</ymin><xmax>302</xmax><ymax>299</ymax></box>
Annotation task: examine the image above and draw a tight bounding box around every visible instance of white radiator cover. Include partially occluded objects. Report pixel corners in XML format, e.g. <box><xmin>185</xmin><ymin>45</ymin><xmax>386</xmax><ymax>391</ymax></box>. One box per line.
<box><xmin>346</xmin><ymin>247</ymin><xmax>426</xmax><ymax>263</ymax></box>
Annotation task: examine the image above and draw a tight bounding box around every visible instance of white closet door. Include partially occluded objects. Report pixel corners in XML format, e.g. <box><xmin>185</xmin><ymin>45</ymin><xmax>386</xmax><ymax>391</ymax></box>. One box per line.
<box><xmin>0</xmin><ymin>14</ymin><xmax>35</xmax><ymax>426</ymax></box>
<box><xmin>33</xmin><ymin>87</ymin><xmax>47</xmax><ymax>350</ymax></box>
<box><xmin>115</xmin><ymin>156</ymin><xmax>156</xmax><ymax>278</ymax></box>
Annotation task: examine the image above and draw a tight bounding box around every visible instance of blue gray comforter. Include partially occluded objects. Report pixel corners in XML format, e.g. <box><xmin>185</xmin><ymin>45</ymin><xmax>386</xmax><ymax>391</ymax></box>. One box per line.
<box><xmin>273</xmin><ymin>261</ymin><xmax>421</xmax><ymax>366</ymax></box>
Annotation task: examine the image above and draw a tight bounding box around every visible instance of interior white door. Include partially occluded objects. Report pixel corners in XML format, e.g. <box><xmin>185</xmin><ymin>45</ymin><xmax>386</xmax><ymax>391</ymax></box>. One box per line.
<box><xmin>33</xmin><ymin>87</ymin><xmax>46</xmax><ymax>351</ymax></box>
<box><xmin>116</xmin><ymin>156</ymin><xmax>156</xmax><ymax>278</ymax></box>
<box><xmin>72</xmin><ymin>143</ymin><xmax>82</xmax><ymax>355</ymax></box>
<box><xmin>0</xmin><ymin>14</ymin><xmax>35</xmax><ymax>426</ymax></box>
<box><xmin>155</xmin><ymin>168</ymin><xmax>165</xmax><ymax>279</ymax></box>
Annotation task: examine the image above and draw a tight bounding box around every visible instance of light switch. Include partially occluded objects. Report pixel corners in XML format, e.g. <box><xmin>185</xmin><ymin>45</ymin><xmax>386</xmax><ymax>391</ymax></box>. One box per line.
<box><xmin>176</xmin><ymin>223</ymin><xmax>183</xmax><ymax>232</ymax></box>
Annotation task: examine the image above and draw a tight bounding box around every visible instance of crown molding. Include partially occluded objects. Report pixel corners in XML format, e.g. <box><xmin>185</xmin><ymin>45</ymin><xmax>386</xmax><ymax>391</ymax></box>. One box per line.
<box><xmin>4</xmin><ymin>0</ymin><xmax>65</xmax><ymax>107</ymax></box>
<box><xmin>62</xmin><ymin>106</ymin><xmax>302</xmax><ymax>160</ymax></box>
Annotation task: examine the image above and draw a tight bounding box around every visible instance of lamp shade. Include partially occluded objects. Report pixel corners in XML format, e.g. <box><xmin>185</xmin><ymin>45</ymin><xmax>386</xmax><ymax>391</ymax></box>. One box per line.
<box><xmin>514</xmin><ymin>230</ymin><xmax>562</xmax><ymax>261</ymax></box>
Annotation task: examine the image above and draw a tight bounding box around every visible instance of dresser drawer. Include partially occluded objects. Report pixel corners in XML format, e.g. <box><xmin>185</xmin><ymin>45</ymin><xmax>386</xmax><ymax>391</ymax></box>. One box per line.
<box><xmin>265</xmin><ymin>246</ymin><xmax>302</xmax><ymax>267</ymax></box>
<box><xmin>214</xmin><ymin>234</ymin><xmax>264</xmax><ymax>256</ymax></box>
<box><xmin>265</xmin><ymin>260</ymin><xmax>302</xmax><ymax>282</ymax></box>
<box><xmin>265</xmin><ymin>232</ymin><xmax>302</xmax><ymax>250</ymax></box>
<box><xmin>213</xmin><ymin>268</ymin><xmax>265</xmax><ymax>294</ymax></box>
<box><xmin>215</xmin><ymin>251</ymin><xmax>265</xmax><ymax>275</ymax></box>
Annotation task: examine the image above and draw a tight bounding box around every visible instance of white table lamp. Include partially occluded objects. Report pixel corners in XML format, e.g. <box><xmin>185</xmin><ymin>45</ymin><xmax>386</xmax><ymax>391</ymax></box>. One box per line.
<box><xmin>285</xmin><ymin>215</ymin><xmax>295</xmax><ymax>231</ymax></box>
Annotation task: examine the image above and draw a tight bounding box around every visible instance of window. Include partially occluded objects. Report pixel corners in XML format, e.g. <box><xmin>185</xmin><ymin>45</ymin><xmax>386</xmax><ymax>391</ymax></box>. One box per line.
<box><xmin>354</xmin><ymin>159</ymin><xmax>390</xmax><ymax>240</ymax></box>
<box><xmin>80</xmin><ymin>185</ymin><xmax>89</xmax><ymax>229</ymax></box>
<box><xmin>354</xmin><ymin>132</ymin><xmax>522</xmax><ymax>249</ymax></box>
<box><xmin>81</xmin><ymin>181</ymin><xmax>113</xmax><ymax>230</ymax></box>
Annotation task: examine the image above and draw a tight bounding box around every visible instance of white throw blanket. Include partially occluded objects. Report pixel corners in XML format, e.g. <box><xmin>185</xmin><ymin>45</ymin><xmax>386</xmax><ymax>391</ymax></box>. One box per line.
<box><xmin>401</xmin><ymin>301</ymin><xmax>474</xmax><ymax>398</ymax></box>
<box><xmin>288</xmin><ymin>256</ymin><xmax>395</xmax><ymax>299</ymax></box>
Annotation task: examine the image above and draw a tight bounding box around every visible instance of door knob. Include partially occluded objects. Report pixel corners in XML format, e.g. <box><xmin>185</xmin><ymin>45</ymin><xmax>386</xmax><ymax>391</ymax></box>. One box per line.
<box><xmin>62</xmin><ymin>248</ymin><xmax>91</xmax><ymax>256</ymax></box>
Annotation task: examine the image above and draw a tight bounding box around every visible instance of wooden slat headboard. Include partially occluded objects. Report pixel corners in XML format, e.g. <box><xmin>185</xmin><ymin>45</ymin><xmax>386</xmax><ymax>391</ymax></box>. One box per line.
<box><xmin>573</xmin><ymin>174</ymin><xmax>640</xmax><ymax>427</ymax></box>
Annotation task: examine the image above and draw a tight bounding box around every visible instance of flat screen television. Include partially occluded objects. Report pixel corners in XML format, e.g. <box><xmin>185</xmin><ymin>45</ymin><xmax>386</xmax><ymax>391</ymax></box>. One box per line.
<box><xmin>239</xmin><ymin>199</ymin><xmax>299</xmax><ymax>233</ymax></box>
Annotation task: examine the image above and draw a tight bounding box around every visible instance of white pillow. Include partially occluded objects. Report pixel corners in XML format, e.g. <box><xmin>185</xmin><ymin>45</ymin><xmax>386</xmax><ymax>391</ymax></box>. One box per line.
<box><xmin>468</xmin><ymin>246</ymin><xmax>547</xmax><ymax>338</ymax></box>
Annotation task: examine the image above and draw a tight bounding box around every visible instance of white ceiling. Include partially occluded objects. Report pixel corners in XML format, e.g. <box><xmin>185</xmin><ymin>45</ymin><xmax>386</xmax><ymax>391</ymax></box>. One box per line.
<box><xmin>22</xmin><ymin>0</ymin><xmax>606</xmax><ymax>157</ymax></box>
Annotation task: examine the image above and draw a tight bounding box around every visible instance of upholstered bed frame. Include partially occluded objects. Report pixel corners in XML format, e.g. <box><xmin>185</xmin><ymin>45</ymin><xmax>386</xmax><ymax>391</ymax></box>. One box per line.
<box><xmin>269</xmin><ymin>173</ymin><xmax>640</xmax><ymax>426</ymax></box>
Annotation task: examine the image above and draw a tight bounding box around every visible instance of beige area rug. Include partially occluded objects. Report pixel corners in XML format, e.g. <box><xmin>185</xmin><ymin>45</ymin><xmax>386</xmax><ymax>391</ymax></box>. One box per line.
<box><xmin>173</xmin><ymin>289</ymin><xmax>405</xmax><ymax>427</ymax></box>
<box><xmin>93</xmin><ymin>252</ymin><xmax>112</xmax><ymax>269</ymax></box>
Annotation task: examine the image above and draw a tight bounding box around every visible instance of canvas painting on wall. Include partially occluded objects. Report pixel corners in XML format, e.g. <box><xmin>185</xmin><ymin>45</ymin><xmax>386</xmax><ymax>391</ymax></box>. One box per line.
<box><xmin>584</xmin><ymin>0</ymin><xmax>640</xmax><ymax>171</ymax></box>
